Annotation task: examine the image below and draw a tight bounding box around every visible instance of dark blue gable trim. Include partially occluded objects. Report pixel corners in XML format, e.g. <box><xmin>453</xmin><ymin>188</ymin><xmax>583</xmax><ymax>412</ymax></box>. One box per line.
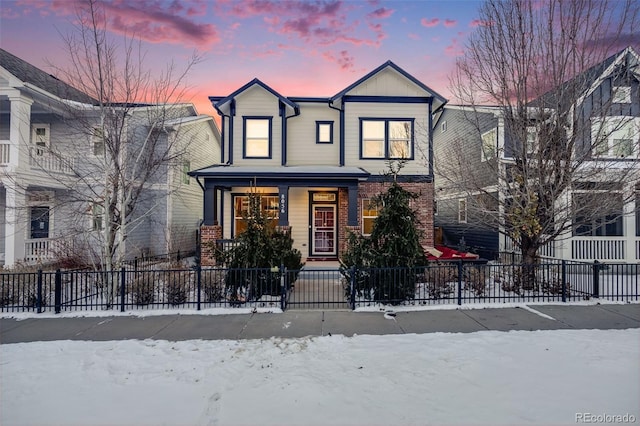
<box><xmin>214</xmin><ymin>78</ymin><xmax>298</xmax><ymax>111</ymax></box>
<box><xmin>280</xmin><ymin>102</ymin><xmax>287</xmax><ymax>166</ymax></box>
<box><xmin>229</xmin><ymin>100</ymin><xmax>235</xmax><ymax>164</ymax></box>
<box><xmin>331</xmin><ymin>60</ymin><xmax>447</xmax><ymax>106</ymax></box>
<box><xmin>343</xmin><ymin>96</ymin><xmax>432</xmax><ymax>103</ymax></box>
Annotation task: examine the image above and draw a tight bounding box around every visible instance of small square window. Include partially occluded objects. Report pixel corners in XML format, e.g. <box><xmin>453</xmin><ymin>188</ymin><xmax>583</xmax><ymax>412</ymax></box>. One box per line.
<box><xmin>316</xmin><ymin>122</ymin><xmax>333</xmax><ymax>144</ymax></box>
<box><xmin>441</xmin><ymin>121</ymin><xmax>447</xmax><ymax>133</ymax></box>
<box><xmin>612</xmin><ymin>86</ymin><xmax>631</xmax><ymax>103</ymax></box>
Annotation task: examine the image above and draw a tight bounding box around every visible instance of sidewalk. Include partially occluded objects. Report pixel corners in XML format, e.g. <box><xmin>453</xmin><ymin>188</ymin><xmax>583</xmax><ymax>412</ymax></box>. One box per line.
<box><xmin>2</xmin><ymin>303</ymin><xmax>639</xmax><ymax>344</ymax></box>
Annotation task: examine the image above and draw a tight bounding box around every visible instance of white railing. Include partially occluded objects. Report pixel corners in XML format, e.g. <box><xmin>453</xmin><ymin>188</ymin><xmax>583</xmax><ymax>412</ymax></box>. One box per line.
<box><xmin>25</xmin><ymin>238</ymin><xmax>57</xmax><ymax>263</ymax></box>
<box><xmin>571</xmin><ymin>238</ymin><xmax>625</xmax><ymax>260</ymax></box>
<box><xmin>0</xmin><ymin>142</ymin><xmax>10</xmax><ymax>164</ymax></box>
<box><xmin>29</xmin><ymin>147</ymin><xmax>74</xmax><ymax>174</ymax></box>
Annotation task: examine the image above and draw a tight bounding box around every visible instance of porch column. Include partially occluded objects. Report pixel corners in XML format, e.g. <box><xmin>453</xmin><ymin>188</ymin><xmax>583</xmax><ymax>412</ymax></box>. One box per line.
<box><xmin>203</xmin><ymin>184</ymin><xmax>217</xmax><ymax>226</ymax></box>
<box><xmin>347</xmin><ymin>183</ymin><xmax>358</xmax><ymax>226</ymax></box>
<box><xmin>622</xmin><ymin>182</ymin><xmax>636</xmax><ymax>263</ymax></box>
<box><xmin>278</xmin><ymin>185</ymin><xmax>289</xmax><ymax>227</ymax></box>
<box><xmin>9</xmin><ymin>93</ymin><xmax>33</xmax><ymax>171</ymax></box>
<box><xmin>4</xmin><ymin>183</ymin><xmax>27</xmax><ymax>266</ymax></box>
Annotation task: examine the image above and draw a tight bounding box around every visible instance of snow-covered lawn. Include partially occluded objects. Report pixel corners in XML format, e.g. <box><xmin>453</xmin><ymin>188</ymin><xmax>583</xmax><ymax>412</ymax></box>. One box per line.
<box><xmin>2</xmin><ymin>329</ymin><xmax>638</xmax><ymax>426</ymax></box>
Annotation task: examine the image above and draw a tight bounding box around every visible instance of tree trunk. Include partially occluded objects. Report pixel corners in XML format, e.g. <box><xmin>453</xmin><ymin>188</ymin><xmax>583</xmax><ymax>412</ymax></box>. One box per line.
<box><xmin>520</xmin><ymin>235</ymin><xmax>539</xmax><ymax>291</ymax></box>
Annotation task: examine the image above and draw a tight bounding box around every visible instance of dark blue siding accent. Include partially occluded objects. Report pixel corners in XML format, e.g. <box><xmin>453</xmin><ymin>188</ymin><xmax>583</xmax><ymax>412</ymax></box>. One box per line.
<box><xmin>343</xmin><ymin>96</ymin><xmax>431</xmax><ymax>103</ymax></box>
<box><xmin>280</xmin><ymin>102</ymin><xmax>287</xmax><ymax>166</ymax></box>
<box><xmin>204</xmin><ymin>186</ymin><xmax>216</xmax><ymax>226</ymax></box>
<box><xmin>339</xmin><ymin>108</ymin><xmax>345</xmax><ymax>166</ymax></box>
<box><xmin>229</xmin><ymin>100</ymin><xmax>235</xmax><ymax>164</ymax></box>
<box><xmin>278</xmin><ymin>185</ymin><xmax>289</xmax><ymax>226</ymax></box>
<box><xmin>348</xmin><ymin>184</ymin><xmax>359</xmax><ymax>226</ymax></box>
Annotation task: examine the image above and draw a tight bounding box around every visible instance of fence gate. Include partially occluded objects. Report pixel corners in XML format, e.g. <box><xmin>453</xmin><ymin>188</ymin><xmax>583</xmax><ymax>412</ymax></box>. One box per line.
<box><xmin>284</xmin><ymin>268</ymin><xmax>350</xmax><ymax>310</ymax></box>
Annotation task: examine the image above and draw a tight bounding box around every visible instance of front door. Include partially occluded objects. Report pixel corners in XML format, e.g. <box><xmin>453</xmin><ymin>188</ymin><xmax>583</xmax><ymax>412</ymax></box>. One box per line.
<box><xmin>311</xmin><ymin>205</ymin><xmax>336</xmax><ymax>256</ymax></box>
<box><xmin>30</xmin><ymin>206</ymin><xmax>50</xmax><ymax>239</ymax></box>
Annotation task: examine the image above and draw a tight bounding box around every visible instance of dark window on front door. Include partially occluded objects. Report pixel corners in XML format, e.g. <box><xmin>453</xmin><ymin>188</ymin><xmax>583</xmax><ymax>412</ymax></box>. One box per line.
<box><xmin>30</xmin><ymin>206</ymin><xmax>50</xmax><ymax>239</ymax></box>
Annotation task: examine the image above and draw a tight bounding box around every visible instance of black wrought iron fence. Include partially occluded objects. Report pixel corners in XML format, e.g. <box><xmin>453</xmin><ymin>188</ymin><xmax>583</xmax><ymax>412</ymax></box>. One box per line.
<box><xmin>1</xmin><ymin>259</ymin><xmax>637</xmax><ymax>313</ymax></box>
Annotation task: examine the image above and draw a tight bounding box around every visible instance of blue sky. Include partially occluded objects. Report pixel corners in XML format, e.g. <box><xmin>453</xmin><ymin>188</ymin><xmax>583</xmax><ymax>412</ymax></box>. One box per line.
<box><xmin>1</xmin><ymin>0</ymin><xmax>484</xmax><ymax>116</ymax></box>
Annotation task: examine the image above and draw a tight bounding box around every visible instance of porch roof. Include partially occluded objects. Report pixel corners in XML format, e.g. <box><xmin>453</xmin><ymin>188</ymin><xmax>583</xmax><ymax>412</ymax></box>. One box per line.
<box><xmin>189</xmin><ymin>165</ymin><xmax>370</xmax><ymax>181</ymax></box>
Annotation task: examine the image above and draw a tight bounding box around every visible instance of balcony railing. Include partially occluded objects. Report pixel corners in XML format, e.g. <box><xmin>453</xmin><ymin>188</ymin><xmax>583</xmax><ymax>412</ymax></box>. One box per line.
<box><xmin>25</xmin><ymin>238</ymin><xmax>58</xmax><ymax>264</ymax></box>
<box><xmin>29</xmin><ymin>147</ymin><xmax>75</xmax><ymax>174</ymax></box>
<box><xmin>571</xmin><ymin>238</ymin><xmax>625</xmax><ymax>260</ymax></box>
<box><xmin>0</xmin><ymin>142</ymin><xmax>10</xmax><ymax>165</ymax></box>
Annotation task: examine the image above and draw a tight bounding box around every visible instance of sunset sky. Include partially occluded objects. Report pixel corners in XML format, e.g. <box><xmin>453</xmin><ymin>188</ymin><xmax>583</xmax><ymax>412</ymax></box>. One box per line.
<box><xmin>1</xmin><ymin>0</ymin><xmax>485</xmax><ymax>117</ymax></box>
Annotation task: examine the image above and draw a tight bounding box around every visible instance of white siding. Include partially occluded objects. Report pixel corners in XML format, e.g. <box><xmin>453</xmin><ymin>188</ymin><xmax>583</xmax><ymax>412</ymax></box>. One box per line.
<box><xmin>232</xmin><ymin>86</ymin><xmax>282</xmax><ymax>166</ymax></box>
<box><xmin>343</xmin><ymin>102</ymin><xmax>430</xmax><ymax>174</ymax></box>
<box><xmin>288</xmin><ymin>187</ymin><xmax>310</xmax><ymax>256</ymax></box>
<box><xmin>287</xmin><ymin>103</ymin><xmax>340</xmax><ymax>166</ymax></box>
<box><xmin>345</xmin><ymin>67</ymin><xmax>428</xmax><ymax>97</ymax></box>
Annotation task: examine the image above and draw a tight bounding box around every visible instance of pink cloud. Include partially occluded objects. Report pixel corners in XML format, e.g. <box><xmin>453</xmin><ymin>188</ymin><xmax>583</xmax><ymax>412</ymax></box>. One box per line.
<box><xmin>421</xmin><ymin>18</ymin><xmax>440</xmax><ymax>28</ymax></box>
<box><xmin>469</xmin><ymin>19</ymin><xmax>492</xmax><ymax>27</ymax></box>
<box><xmin>408</xmin><ymin>33</ymin><xmax>420</xmax><ymax>41</ymax></box>
<box><xmin>322</xmin><ymin>50</ymin><xmax>355</xmax><ymax>71</ymax></box>
<box><xmin>445</xmin><ymin>39</ymin><xmax>464</xmax><ymax>57</ymax></box>
<box><xmin>367</xmin><ymin>7</ymin><xmax>394</xmax><ymax>19</ymax></box>
<box><xmin>444</xmin><ymin>19</ymin><xmax>457</xmax><ymax>28</ymax></box>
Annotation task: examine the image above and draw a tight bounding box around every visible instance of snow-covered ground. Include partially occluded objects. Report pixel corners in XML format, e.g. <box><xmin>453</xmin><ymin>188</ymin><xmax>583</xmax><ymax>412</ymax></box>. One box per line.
<box><xmin>2</xmin><ymin>329</ymin><xmax>638</xmax><ymax>426</ymax></box>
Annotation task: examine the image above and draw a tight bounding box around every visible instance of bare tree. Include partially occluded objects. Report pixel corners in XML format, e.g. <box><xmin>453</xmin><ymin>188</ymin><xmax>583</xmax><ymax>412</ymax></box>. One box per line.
<box><xmin>439</xmin><ymin>0</ymin><xmax>639</xmax><ymax>274</ymax></box>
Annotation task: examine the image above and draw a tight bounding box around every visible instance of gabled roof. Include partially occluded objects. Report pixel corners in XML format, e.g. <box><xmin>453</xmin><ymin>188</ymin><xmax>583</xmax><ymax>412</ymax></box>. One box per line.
<box><xmin>0</xmin><ymin>48</ymin><xmax>97</xmax><ymax>105</ymax></box>
<box><xmin>529</xmin><ymin>46</ymin><xmax>639</xmax><ymax>108</ymax></box>
<box><xmin>210</xmin><ymin>78</ymin><xmax>299</xmax><ymax>113</ymax></box>
<box><xmin>330</xmin><ymin>60</ymin><xmax>448</xmax><ymax>110</ymax></box>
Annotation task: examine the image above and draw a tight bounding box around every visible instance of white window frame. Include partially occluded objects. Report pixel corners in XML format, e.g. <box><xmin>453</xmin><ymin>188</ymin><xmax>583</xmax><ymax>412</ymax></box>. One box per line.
<box><xmin>92</xmin><ymin>126</ymin><xmax>105</xmax><ymax>156</ymax></box>
<box><xmin>361</xmin><ymin>198</ymin><xmax>379</xmax><ymax>236</ymax></box>
<box><xmin>31</xmin><ymin>124</ymin><xmax>50</xmax><ymax>155</ymax></box>
<box><xmin>591</xmin><ymin>117</ymin><xmax>639</xmax><ymax>159</ymax></box>
<box><xmin>92</xmin><ymin>203</ymin><xmax>105</xmax><ymax>231</ymax></box>
<box><xmin>441</xmin><ymin>121</ymin><xmax>447</xmax><ymax>133</ymax></box>
<box><xmin>481</xmin><ymin>128</ymin><xmax>497</xmax><ymax>161</ymax></box>
<box><xmin>612</xmin><ymin>86</ymin><xmax>631</xmax><ymax>104</ymax></box>
<box><xmin>458</xmin><ymin>199</ymin><xmax>467</xmax><ymax>223</ymax></box>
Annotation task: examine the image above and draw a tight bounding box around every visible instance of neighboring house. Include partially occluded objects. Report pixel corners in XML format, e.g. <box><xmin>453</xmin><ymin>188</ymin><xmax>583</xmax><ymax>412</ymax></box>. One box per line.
<box><xmin>434</xmin><ymin>47</ymin><xmax>640</xmax><ymax>263</ymax></box>
<box><xmin>190</xmin><ymin>61</ymin><xmax>447</xmax><ymax>265</ymax></box>
<box><xmin>0</xmin><ymin>48</ymin><xmax>220</xmax><ymax>267</ymax></box>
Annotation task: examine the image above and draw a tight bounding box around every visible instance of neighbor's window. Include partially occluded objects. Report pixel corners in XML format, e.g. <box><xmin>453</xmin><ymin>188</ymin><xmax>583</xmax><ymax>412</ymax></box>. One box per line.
<box><xmin>361</xmin><ymin>119</ymin><xmax>413</xmax><ymax>159</ymax></box>
<box><xmin>182</xmin><ymin>161</ymin><xmax>190</xmax><ymax>185</ymax></box>
<box><xmin>573</xmin><ymin>192</ymin><xmax>623</xmax><ymax>237</ymax></box>
<box><xmin>612</xmin><ymin>86</ymin><xmax>631</xmax><ymax>103</ymax></box>
<box><xmin>31</xmin><ymin>124</ymin><xmax>50</xmax><ymax>155</ymax></box>
<box><xmin>481</xmin><ymin>128</ymin><xmax>497</xmax><ymax>161</ymax></box>
<box><xmin>362</xmin><ymin>198</ymin><xmax>379</xmax><ymax>235</ymax></box>
<box><xmin>92</xmin><ymin>127</ymin><xmax>105</xmax><ymax>156</ymax></box>
<box><xmin>233</xmin><ymin>194</ymin><xmax>279</xmax><ymax>236</ymax></box>
<box><xmin>441</xmin><ymin>121</ymin><xmax>447</xmax><ymax>133</ymax></box>
<box><xmin>592</xmin><ymin>117</ymin><xmax>637</xmax><ymax>158</ymax></box>
<box><xmin>316</xmin><ymin>121</ymin><xmax>333</xmax><ymax>144</ymax></box>
<box><xmin>92</xmin><ymin>203</ymin><xmax>104</xmax><ymax>231</ymax></box>
<box><xmin>458</xmin><ymin>199</ymin><xmax>467</xmax><ymax>223</ymax></box>
<box><xmin>244</xmin><ymin>118</ymin><xmax>271</xmax><ymax>158</ymax></box>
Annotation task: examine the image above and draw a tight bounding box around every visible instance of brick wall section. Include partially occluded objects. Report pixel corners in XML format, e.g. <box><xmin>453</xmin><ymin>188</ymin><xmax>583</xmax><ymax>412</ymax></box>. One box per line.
<box><xmin>357</xmin><ymin>181</ymin><xmax>434</xmax><ymax>249</ymax></box>
<box><xmin>200</xmin><ymin>225</ymin><xmax>222</xmax><ymax>266</ymax></box>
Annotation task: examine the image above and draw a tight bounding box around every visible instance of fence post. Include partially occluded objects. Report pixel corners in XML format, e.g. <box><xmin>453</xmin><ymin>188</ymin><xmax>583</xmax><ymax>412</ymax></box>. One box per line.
<box><xmin>280</xmin><ymin>263</ymin><xmax>286</xmax><ymax>311</ymax></box>
<box><xmin>197</xmin><ymin>265</ymin><xmax>202</xmax><ymax>311</ymax></box>
<box><xmin>120</xmin><ymin>267</ymin><xmax>126</xmax><ymax>312</ymax></box>
<box><xmin>37</xmin><ymin>270</ymin><xmax>43</xmax><ymax>314</ymax></box>
<box><xmin>457</xmin><ymin>260</ymin><xmax>463</xmax><ymax>306</ymax></box>
<box><xmin>54</xmin><ymin>269</ymin><xmax>62</xmax><ymax>314</ymax></box>
<box><xmin>592</xmin><ymin>260</ymin><xmax>600</xmax><ymax>299</ymax></box>
<box><xmin>561</xmin><ymin>260</ymin><xmax>567</xmax><ymax>303</ymax></box>
<box><xmin>134</xmin><ymin>257</ymin><xmax>138</xmax><ymax>271</ymax></box>
<box><xmin>350</xmin><ymin>266</ymin><xmax>356</xmax><ymax>310</ymax></box>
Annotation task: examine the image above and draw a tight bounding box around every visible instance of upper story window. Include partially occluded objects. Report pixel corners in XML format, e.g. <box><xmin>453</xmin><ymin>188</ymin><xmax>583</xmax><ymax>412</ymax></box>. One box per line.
<box><xmin>441</xmin><ymin>121</ymin><xmax>447</xmax><ymax>133</ymax></box>
<box><xmin>316</xmin><ymin>121</ymin><xmax>333</xmax><ymax>144</ymax></box>
<box><xmin>243</xmin><ymin>117</ymin><xmax>272</xmax><ymax>158</ymax></box>
<box><xmin>182</xmin><ymin>161</ymin><xmax>190</xmax><ymax>185</ymax></box>
<box><xmin>458</xmin><ymin>199</ymin><xmax>467</xmax><ymax>223</ymax></box>
<box><xmin>592</xmin><ymin>117</ymin><xmax>638</xmax><ymax>159</ymax></box>
<box><xmin>361</xmin><ymin>118</ymin><xmax>414</xmax><ymax>160</ymax></box>
<box><xmin>612</xmin><ymin>86</ymin><xmax>631</xmax><ymax>104</ymax></box>
<box><xmin>481</xmin><ymin>128</ymin><xmax>497</xmax><ymax>161</ymax></box>
<box><xmin>31</xmin><ymin>124</ymin><xmax>50</xmax><ymax>155</ymax></box>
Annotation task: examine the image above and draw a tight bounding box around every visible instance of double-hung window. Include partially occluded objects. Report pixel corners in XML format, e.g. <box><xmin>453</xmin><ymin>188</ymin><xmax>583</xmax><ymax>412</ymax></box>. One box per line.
<box><xmin>592</xmin><ymin>117</ymin><xmax>638</xmax><ymax>159</ymax></box>
<box><xmin>31</xmin><ymin>124</ymin><xmax>50</xmax><ymax>156</ymax></box>
<box><xmin>481</xmin><ymin>128</ymin><xmax>497</xmax><ymax>161</ymax></box>
<box><xmin>361</xmin><ymin>119</ymin><xmax>413</xmax><ymax>159</ymax></box>
<box><xmin>244</xmin><ymin>117</ymin><xmax>271</xmax><ymax>158</ymax></box>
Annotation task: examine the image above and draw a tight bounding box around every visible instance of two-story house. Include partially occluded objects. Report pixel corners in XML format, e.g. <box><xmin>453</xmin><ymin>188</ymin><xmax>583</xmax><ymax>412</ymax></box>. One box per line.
<box><xmin>190</xmin><ymin>61</ymin><xmax>447</xmax><ymax>264</ymax></box>
<box><xmin>434</xmin><ymin>47</ymin><xmax>640</xmax><ymax>263</ymax></box>
<box><xmin>0</xmin><ymin>48</ymin><xmax>220</xmax><ymax>267</ymax></box>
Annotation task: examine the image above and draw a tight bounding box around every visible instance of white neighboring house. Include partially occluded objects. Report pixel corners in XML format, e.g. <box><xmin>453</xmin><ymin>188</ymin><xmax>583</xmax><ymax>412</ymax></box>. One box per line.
<box><xmin>0</xmin><ymin>48</ymin><xmax>220</xmax><ymax>267</ymax></box>
<box><xmin>434</xmin><ymin>47</ymin><xmax>640</xmax><ymax>263</ymax></box>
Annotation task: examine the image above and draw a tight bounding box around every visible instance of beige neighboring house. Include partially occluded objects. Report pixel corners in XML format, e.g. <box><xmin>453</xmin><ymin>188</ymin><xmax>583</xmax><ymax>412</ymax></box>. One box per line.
<box><xmin>190</xmin><ymin>61</ymin><xmax>447</xmax><ymax>265</ymax></box>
